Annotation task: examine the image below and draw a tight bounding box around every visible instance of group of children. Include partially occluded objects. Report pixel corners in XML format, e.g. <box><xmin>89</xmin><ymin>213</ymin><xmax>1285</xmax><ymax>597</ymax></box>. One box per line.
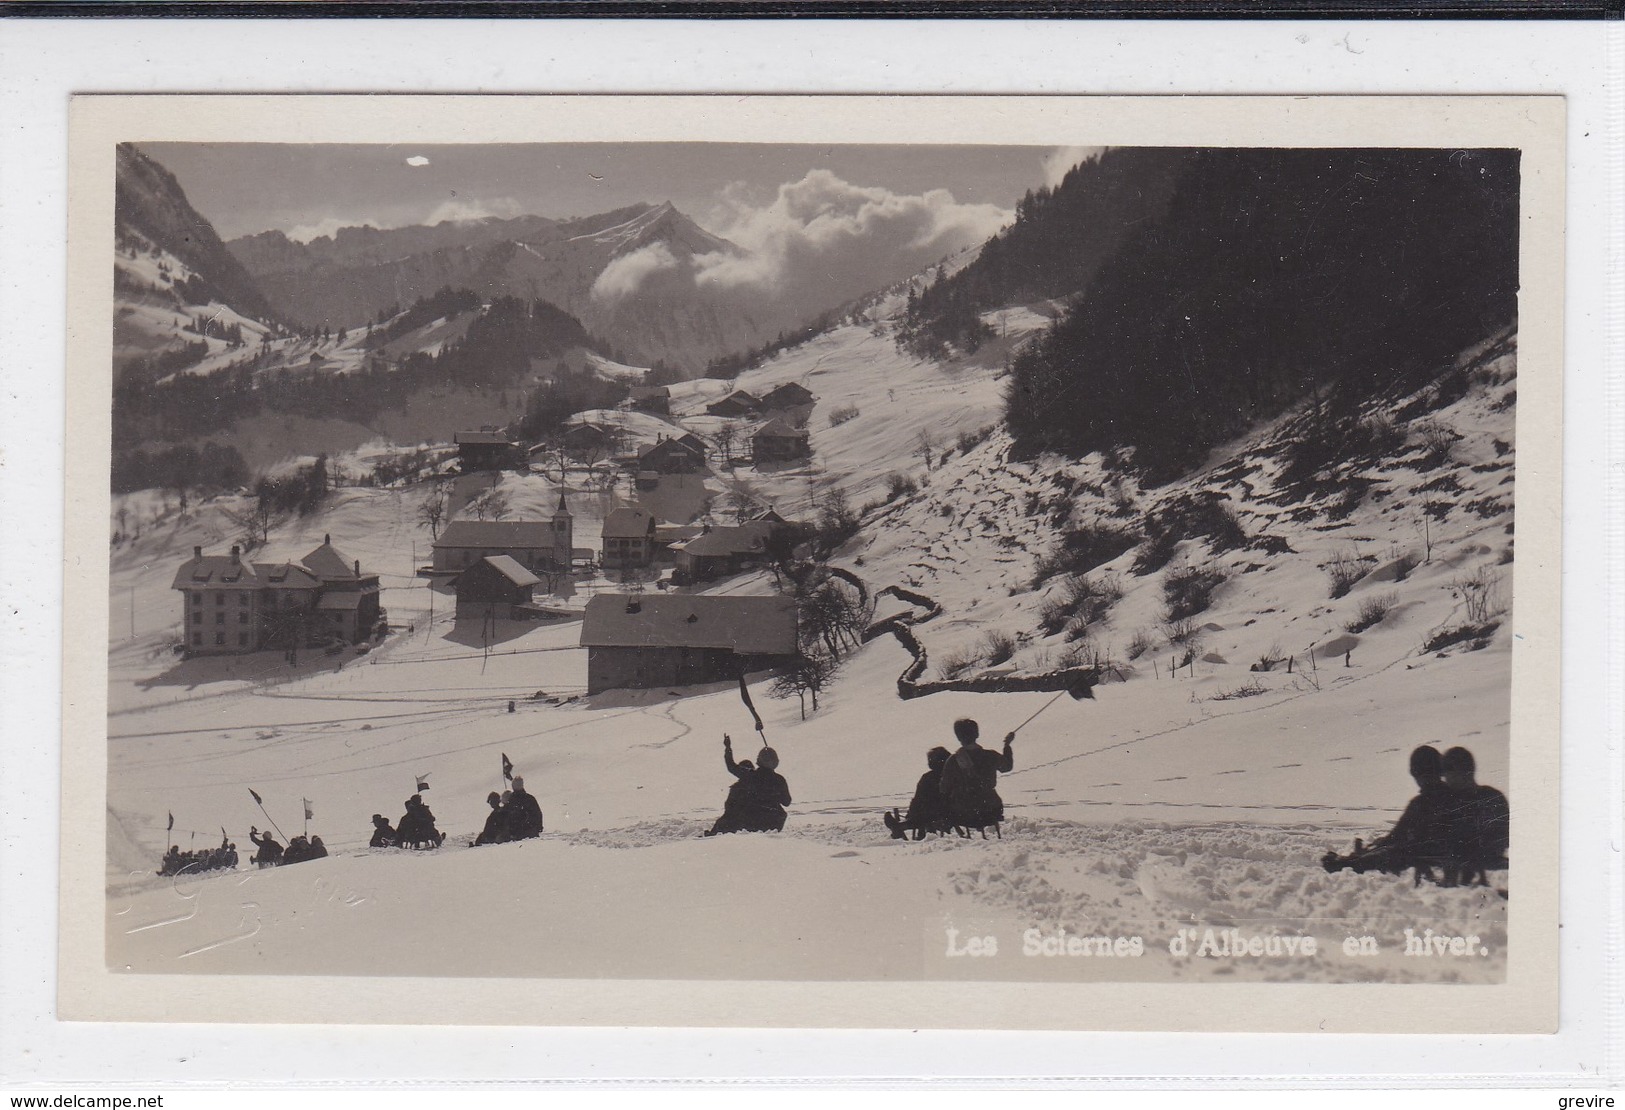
<box><xmin>1323</xmin><ymin>745</ymin><xmax>1510</xmax><ymax>886</ymax></box>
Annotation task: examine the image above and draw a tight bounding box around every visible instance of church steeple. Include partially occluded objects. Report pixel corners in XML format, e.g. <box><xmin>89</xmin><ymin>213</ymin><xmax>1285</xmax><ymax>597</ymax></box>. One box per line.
<box><xmin>551</xmin><ymin>491</ymin><xmax>573</xmax><ymax>572</ymax></box>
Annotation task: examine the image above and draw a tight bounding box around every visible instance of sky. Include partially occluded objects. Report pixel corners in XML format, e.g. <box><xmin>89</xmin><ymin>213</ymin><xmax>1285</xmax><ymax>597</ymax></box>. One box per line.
<box><xmin>143</xmin><ymin>142</ymin><xmax>1098</xmax><ymax>244</ymax></box>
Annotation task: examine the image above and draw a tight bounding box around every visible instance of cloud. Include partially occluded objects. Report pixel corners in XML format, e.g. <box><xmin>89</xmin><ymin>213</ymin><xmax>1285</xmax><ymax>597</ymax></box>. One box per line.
<box><xmin>592</xmin><ymin>242</ymin><xmax>681</xmax><ymax>302</ymax></box>
<box><xmin>405</xmin><ymin>155</ymin><xmax>431</xmax><ymax>167</ymax></box>
<box><xmin>424</xmin><ymin>196</ymin><xmax>522</xmax><ymax>226</ymax></box>
<box><xmin>285</xmin><ymin>217</ymin><xmax>374</xmax><ymax>243</ymax></box>
<box><xmin>1040</xmin><ymin>146</ymin><xmax>1107</xmax><ymax>188</ymax></box>
<box><xmin>693</xmin><ymin>169</ymin><xmax>1010</xmax><ymax>300</ymax></box>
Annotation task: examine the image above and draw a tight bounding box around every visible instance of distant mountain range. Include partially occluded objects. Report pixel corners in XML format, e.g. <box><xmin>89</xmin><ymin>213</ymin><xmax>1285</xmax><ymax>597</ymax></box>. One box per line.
<box><xmin>225</xmin><ymin>200</ymin><xmax>770</xmax><ymax>373</ymax></box>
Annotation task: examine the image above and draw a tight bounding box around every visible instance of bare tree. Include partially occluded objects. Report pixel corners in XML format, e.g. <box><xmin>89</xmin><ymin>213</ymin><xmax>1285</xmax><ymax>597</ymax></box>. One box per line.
<box><xmin>915</xmin><ymin>428</ymin><xmax>938</xmax><ymax>470</ymax></box>
<box><xmin>724</xmin><ymin>488</ymin><xmax>761</xmax><ymax>524</ymax></box>
<box><xmin>416</xmin><ymin>485</ymin><xmax>448</xmax><ymax>539</ymax></box>
<box><xmin>469</xmin><ymin>489</ymin><xmax>512</xmax><ymax>521</ymax></box>
<box><xmin>714</xmin><ymin>421</ymin><xmax>741</xmax><ymax>470</ymax></box>
<box><xmin>768</xmin><ymin>645</ymin><xmax>841</xmax><ymax>719</ymax></box>
<box><xmin>222</xmin><ymin>501</ymin><xmax>280</xmax><ymax>553</ymax></box>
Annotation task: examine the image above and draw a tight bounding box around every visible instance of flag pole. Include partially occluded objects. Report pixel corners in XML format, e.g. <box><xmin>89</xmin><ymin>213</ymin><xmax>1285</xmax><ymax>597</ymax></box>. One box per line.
<box><xmin>738</xmin><ymin>672</ymin><xmax>766</xmax><ymax>743</ymax></box>
<box><xmin>249</xmin><ymin>789</ymin><xmax>287</xmax><ymax>840</ymax></box>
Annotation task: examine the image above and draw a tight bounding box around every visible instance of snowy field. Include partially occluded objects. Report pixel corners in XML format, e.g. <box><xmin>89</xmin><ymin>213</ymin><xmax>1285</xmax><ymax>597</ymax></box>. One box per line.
<box><xmin>102</xmin><ymin>286</ymin><xmax>1517</xmax><ymax>987</ymax></box>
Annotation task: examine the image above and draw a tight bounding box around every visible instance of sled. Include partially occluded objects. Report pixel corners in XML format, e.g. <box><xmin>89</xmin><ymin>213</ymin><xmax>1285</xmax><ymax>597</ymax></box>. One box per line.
<box><xmin>1321</xmin><ymin>838</ymin><xmax>1507</xmax><ymax>888</ymax></box>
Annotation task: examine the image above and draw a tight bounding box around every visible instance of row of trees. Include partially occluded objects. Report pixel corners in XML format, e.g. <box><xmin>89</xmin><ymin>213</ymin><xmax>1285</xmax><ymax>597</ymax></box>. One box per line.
<box><xmin>112</xmin><ymin>441</ymin><xmax>250</xmax><ymax>496</ymax></box>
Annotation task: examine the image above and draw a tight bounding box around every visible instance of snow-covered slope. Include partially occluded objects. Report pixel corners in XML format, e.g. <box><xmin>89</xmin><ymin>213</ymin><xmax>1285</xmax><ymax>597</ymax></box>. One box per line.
<box><xmin>104</xmin><ymin>269</ymin><xmax>1518</xmax><ymax>986</ymax></box>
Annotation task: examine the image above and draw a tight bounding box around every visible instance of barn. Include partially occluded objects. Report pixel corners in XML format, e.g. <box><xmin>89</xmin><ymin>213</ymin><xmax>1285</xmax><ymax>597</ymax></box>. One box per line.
<box><xmin>579</xmin><ymin>593</ymin><xmax>798</xmax><ymax>695</ymax></box>
<box><xmin>706</xmin><ymin>389</ymin><xmax>762</xmax><ymax>418</ymax></box>
<box><xmin>451</xmin><ymin>556</ymin><xmax>541</xmax><ymax>620</ymax></box>
<box><xmin>454</xmin><ymin>428</ymin><xmax>520</xmax><ymax>471</ymax></box>
<box><xmin>751</xmin><ymin>417</ymin><xmax>812</xmax><ymax>462</ymax></box>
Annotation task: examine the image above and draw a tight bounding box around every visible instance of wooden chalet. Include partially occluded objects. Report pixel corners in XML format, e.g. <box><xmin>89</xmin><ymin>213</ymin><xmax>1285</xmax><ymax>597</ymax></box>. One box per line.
<box><xmin>669</xmin><ymin>521</ymin><xmax>775</xmax><ymax>583</ymax></box>
<box><xmin>706</xmin><ymin>389</ymin><xmax>762</xmax><ymax>418</ymax></box>
<box><xmin>628</xmin><ymin>384</ymin><xmax>671</xmax><ymax>415</ymax></box>
<box><xmin>637</xmin><ymin>436</ymin><xmax>707</xmax><ymax>475</ymax></box>
<box><xmin>451</xmin><ymin>555</ymin><xmax>541</xmax><ymax>620</ymax></box>
<box><xmin>761</xmin><ymin>382</ymin><xmax>816</xmax><ymax>410</ymax></box>
<box><xmin>750</xmin><ymin>417</ymin><xmax>812</xmax><ymax>463</ymax></box>
<box><xmin>579</xmin><ymin>593</ymin><xmax>798</xmax><ymax>694</ymax></box>
<box><xmin>454</xmin><ymin>427</ymin><xmax>521</xmax><ymax>471</ymax></box>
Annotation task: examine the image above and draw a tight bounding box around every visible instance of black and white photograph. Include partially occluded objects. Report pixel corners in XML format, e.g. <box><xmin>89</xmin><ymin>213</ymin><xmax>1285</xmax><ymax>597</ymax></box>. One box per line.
<box><xmin>59</xmin><ymin>94</ymin><xmax>1565</xmax><ymax>1031</ymax></box>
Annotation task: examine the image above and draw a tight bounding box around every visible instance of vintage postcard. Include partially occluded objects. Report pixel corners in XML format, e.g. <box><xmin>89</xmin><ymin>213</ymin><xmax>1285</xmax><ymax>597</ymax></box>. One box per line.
<box><xmin>61</xmin><ymin>94</ymin><xmax>1563</xmax><ymax>1031</ymax></box>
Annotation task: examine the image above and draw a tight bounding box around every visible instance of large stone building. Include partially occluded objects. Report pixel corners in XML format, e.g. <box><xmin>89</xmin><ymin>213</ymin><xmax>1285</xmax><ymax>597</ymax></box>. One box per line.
<box><xmin>579</xmin><ymin>593</ymin><xmax>798</xmax><ymax>694</ymax></box>
<box><xmin>171</xmin><ymin>536</ymin><xmax>382</xmax><ymax>655</ymax></box>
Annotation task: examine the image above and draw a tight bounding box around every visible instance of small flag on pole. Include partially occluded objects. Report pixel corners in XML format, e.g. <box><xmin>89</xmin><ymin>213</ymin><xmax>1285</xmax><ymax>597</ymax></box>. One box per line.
<box><xmin>167</xmin><ymin>812</ymin><xmax>174</xmax><ymax>831</ymax></box>
<box><xmin>501</xmin><ymin>753</ymin><xmax>514</xmax><ymax>782</ymax></box>
<box><xmin>738</xmin><ymin>674</ymin><xmax>764</xmax><ymax>735</ymax></box>
<box><xmin>303</xmin><ymin>798</ymin><xmax>314</xmax><ymax>821</ymax></box>
<box><xmin>249</xmin><ymin>787</ymin><xmax>263</xmax><ymax>805</ymax></box>
<box><xmin>415</xmin><ymin>774</ymin><xmax>430</xmax><ymax>793</ymax></box>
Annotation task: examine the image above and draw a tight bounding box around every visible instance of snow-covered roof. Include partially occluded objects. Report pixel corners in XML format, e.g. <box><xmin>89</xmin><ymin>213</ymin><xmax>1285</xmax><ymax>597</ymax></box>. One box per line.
<box><xmin>472</xmin><ymin>555</ymin><xmax>542</xmax><ymax>588</ymax></box>
<box><xmin>762</xmin><ymin>382</ymin><xmax>816</xmax><ymax>406</ymax></box>
<box><xmin>171</xmin><ymin>554</ymin><xmax>257</xmax><ymax>590</ymax></box>
<box><xmin>301</xmin><ymin>537</ymin><xmax>358</xmax><ymax>581</ymax></box>
<box><xmin>673</xmin><ymin>523</ymin><xmax>772</xmax><ymax>558</ymax></box>
<box><xmin>579</xmin><ymin>594</ymin><xmax>796</xmax><ymax>655</ymax></box>
<box><xmin>752</xmin><ymin>417</ymin><xmax>809</xmax><ymax>441</ymax></box>
<box><xmin>601</xmin><ymin>507</ymin><xmax>656</xmax><ymax>539</ymax></box>
<box><xmin>253</xmin><ymin>562</ymin><xmax>322</xmax><ymax>589</ymax></box>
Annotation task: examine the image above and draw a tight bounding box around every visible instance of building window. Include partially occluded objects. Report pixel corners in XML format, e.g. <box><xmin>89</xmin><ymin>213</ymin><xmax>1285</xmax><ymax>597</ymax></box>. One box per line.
<box><xmin>238</xmin><ymin>632</ymin><xmax>249</xmax><ymax>646</ymax></box>
<box><xmin>215</xmin><ymin>632</ymin><xmax>225</xmax><ymax>645</ymax></box>
<box><xmin>191</xmin><ymin>592</ymin><xmax>201</xmax><ymax>607</ymax></box>
<box><xmin>238</xmin><ymin>594</ymin><xmax>249</xmax><ymax>607</ymax></box>
<box><xmin>239</xmin><ymin>612</ymin><xmax>249</xmax><ymax>624</ymax></box>
<box><xmin>192</xmin><ymin>632</ymin><xmax>202</xmax><ymax>646</ymax></box>
<box><xmin>216</xmin><ymin>612</ymin><xmax>225</xmax><ymax>625</ymax></box>
<box><xmin>216</xmin><ymin>592</ymin><xmax>224</xmax><ymax>605</ymax></box>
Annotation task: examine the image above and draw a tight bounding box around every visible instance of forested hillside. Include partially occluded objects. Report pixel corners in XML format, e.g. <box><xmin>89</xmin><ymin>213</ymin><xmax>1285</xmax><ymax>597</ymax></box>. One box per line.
<box><xmin>902</xmin><ymin>147</ymin><xmax>1519</xmax><ymax>481</ymax></box>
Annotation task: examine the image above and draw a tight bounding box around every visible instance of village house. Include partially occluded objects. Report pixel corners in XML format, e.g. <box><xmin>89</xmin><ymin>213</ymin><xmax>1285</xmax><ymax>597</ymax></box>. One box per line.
<box><xmin>669</xmin><ymin>521</ymin><xmax>775</xmax><ymax>584</ymax></box>
<box><xmin>171</xmin><ymin>536</ymin><xmax>382</xmax><ymax>655</ymax></box>
<box><xmin>600</xmin><ymin>506</ymin><xmax>657</xmax><ymax>569</ymax></box>
<box><xmin>431</xmin><ymin>495</ymin><xmax>574</xmax><ymax>574</ymax></box>
<box><xmin>706</xmin><ymin>389</ymin><xmax>762</xmax><ymax>418</ymax></box>
<box><xmin>450</xmin><ymin>556</ymin><xmax>541</xmax><ymax>620</ymax></box>
<box><xmin>761</xmin><ymin>381</ymin><xmax>816</xmax><ymax>409</ymax></box>
<box><xmin>751</xmin><ymin>417</ymin><xmax>813</xmax><ymax>463</ymax></box>
<box><xmin>636</xmin><ymin>436</ymin><xmax>707</xmax><ymax>475</ymax></box>
<box><xmin>454</xmin><ymin>427</ymin><xmax>521</xmax><ymax>471</ymax></box>
<box><xmin>652</xmin><ymin>522</ymin><xmax>704</xmax><ymax>559</ymax></box>
<box><xmin>759</xmin><ymin>381</ymin><xmax>817</xmax><ymax>426</ymax></box>
<box><xmin>628</xmin><ymin>384</ymin><xmax>671</xmax><ymax>415</ymax></box>
<box><xmin>579</xmin><ymin>593</ymin><xmax>798</xmax><ymax>695</ymax></box>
